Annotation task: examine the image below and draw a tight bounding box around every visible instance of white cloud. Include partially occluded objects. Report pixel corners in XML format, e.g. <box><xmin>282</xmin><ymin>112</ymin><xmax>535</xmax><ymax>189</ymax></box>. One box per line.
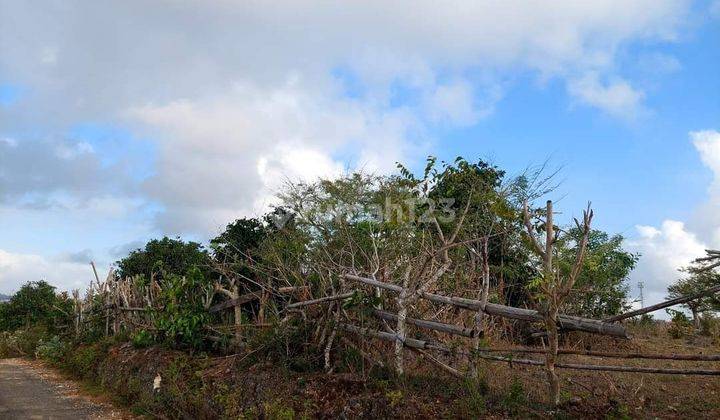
<box><xmin>0</xmin><ymin>249</ymin><xmax>99</xmax><ymax>294</ymax></box>
<box><xmin>0</xmin><ymin>137</ymin><xmax>132</xmax><ymax>206</ymax></box>
<box><xmin>688</xmin><ymin>130</ymin><xmax>720</xmax><ymax>245</ymax></box>
<box><xmin>628</xmin><ymin>130</ymin><xmax>720</xmax><ymax>311</ymax></box>
<box><xmin>0</xmin><ymin>1</ymin><xmax>691</xmax><ymax>234</ymax></box>
<box><xmin>423</xmin><ymin>80</ymin><xmax>501</xmax><ymax>126</ymax></box>
<box><xmin>567</xmin><ymin>73</ymin><xmax>646</xmax><ymax>118</ymax></box>
<box><xmin>127</xmin><ymin>80</ymin><xmax>423</xmax><ymax>233</ymax></box>
<box><xmin>628</xmin><ymin>220</ymin><xmax>706</xmax><ymax>294</ymax></box>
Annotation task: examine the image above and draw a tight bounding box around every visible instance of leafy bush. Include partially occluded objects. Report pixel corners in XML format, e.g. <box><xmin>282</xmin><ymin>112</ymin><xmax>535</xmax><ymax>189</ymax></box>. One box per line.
<box><xmin>59</xmin><ymin>341</ymin><xmax>111</xmax><ymax>380</ymax></box>
<box><xmin>36</xmin><ymin>336</ymin><xmax>68</xmax><ymax>363</ymax></box>
<box><xmin>116</xmin><ymin>237</ymin><xmax>212</xmax><ymax>281</ymax></box>
<box><xmin>0</xmin><ymin>281</ymin><xmax>72</xmax><ymax>333</ymax></box>
<box><xmin>460</xmin><ymin>376</ymin><xmax>488</xmax><ymax>416</ymax></box>
<box><xmin>667</xmin><ymin>309</ymin><xmax>694</xmax><ymax>339</ymax></box>
<box><xmin>11</xmin><ymin>327</ymin><xmax>49</xmax><ymax>356</ymax></box>
<box><xmin>154</xmin><ymin>268</ymin><xmax>212</xmax><ymax>349</ymax></box>
<box><xmin>700</xmin><ymin>313</ymin><xmax>720</xmax><ymax>337</ymax></box>
<box><xmin>131</xmin><ymin>329</ymin><xmax>154</xmax><ymax>348</ymax></box>
<box><xmin>0</xmin><ymin>331</ymin><xmax>22</xmax><ymax>358</ymax></box>
<box><xmin>501</xmin><ymin>379</ymin><xmax>527</xmax><ymax>414</ymax></box>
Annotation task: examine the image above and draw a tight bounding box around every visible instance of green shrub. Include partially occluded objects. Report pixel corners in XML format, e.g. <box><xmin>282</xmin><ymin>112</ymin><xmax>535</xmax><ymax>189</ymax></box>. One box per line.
<box><xmin>459</xmin><ymin>376</ymin><xmax>488</xmax><ymax>416</ymax></box>
<box><xmin>700</xmin><ymin>313</ymin><xmax>720</xmax><ymax>337</ymax></box>
<box><xmin>667</xmin><ymin>309</ymin><xmax>694</xmax><ymax>339</ymax></box>
<box><xmin>60</xmin><ymin>341</ymin><xmax>111</xmax><ymax>380</ymax></box>
<box><xmin>263</xmin><ymin>400</ymin><xmax>295</xmax><ymax>420</ymax></box>
<box><xmin>131</xmin><ymin>329</ymin><xmax>154</xmax><ymax>348</ymax></box>
<box><xmin>0</xmin><ymin>331</ymin><xmax>21</xmax><ymax>358</ymax></box>
<box><xmin>501</xmin><ymin>379</ymin><xmax>527</xmax><ymax>414</ymax></box>
<box><xmin>154</xmin><ymin>268</ymin><xmax>212</xmax><ymax>349</ymax></box>
<box><xmin>35</xmin><ymin>336</ymin><xmax>68</xmax><ymax>363</ymax></box>
<box><xmin>13</xmin><ymin>327</ymin><xmax>49</xmax><ymax>356</ymax></box>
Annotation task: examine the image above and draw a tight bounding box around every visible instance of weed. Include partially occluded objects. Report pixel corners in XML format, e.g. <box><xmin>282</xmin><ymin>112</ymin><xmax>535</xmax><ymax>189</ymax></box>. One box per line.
<box><xmin>131</xmin><ymin>329</ymin><xmax>154</xmax><ymax>348</ymax></box>
<box><xmin>459</xmin><ymin>375</ymin><xmax>488</xmax><ymax>416</ymax></box>
<box><xmin>386</xmin><ymin>389</ymin><xmax>404</xmax><ymax>407</ymax></box>
<box><xmin>264</xmin><ymin>400</ymin><xmax>296</xmax><ymax>420</ymax></box>
<box><xmin>35</xmin><ymin>336</ymin><xmax>68</xmax><ymax>363</ymax></box>
<box><xmin>501</xmin><ymin>379</ymin><xmax>527</xmax><ymax>414</ymax></box>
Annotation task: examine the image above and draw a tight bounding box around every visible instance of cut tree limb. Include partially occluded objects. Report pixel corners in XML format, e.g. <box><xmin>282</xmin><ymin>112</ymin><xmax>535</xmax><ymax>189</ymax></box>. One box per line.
<box><xmin>372</xmin><ymin>309</ymin><xmax>476</xmax><ymax>338</ymax></box>
<box><xmin>209</xmin><ymin>291</ymin><xmax>261</xmax><ymax>313</ymax></box>
<box><xmin>340</xmin><ymin>323</ymin><xmax>720</xmax><ymax>376</ymax></box>
<box><xmin>344</xmin><ymin>274</ymin><xmax>628</xmax><ymax>338</ymax></box>
<box><xmin>473</xmin><ymin>353</ymin><xmax>720</xmax><ymax>376</ymax></box>
<box><xmin>604</xmin><ymin>284</ymin><xmax>720</xmax><ymax>322</ymax></box>
<box><xmin>476</xmin><ymin>347</ymin><xmax>720</xmax><ymax>361</ymax></box>
<box><xmin>285</xmin><ymin>292</ymin><xmax>354</xmax><ymax>309</ymax></box>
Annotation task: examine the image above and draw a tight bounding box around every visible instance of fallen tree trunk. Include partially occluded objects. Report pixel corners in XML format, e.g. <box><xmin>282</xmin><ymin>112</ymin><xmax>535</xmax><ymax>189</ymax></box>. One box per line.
<box><xmin>604</xmin><ymin>284</ymin><xmax>720</xmax><ymax>323</ymax></box>
<box><xmin>285</xmin><ymin>292</ymin><xmax>354</xmax><ymax>309</ymax></box>
<box><xmin>474</xmin><ymin>353</ymin><xmax>720</xmax><ymax>376</ymax></box>
<box><xmin>476</xmin><ymin>347</ymin><xmax>720</xmax><ymax>361</ymax></box>
<box><xmin>344</xmin><ymin>274</ymin><xmax>628</xmax><ymax>338</ymax></box>
<box><xmin>340</xmin><ymin>323</ymin><xmax>720</xmax><ymax>376</ymax></box>
<box><xmin>372</xmin><ymin>309</ymin><xmax>476</xmax><ymax>338</ymax></box>
<box><xmin>338</xmin><ymin>323</ymin><xmax>433</xmax><ymax>350</ymax></box>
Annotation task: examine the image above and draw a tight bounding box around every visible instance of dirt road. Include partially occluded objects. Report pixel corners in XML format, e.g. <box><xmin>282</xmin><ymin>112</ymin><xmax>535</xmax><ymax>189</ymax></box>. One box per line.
<box><xmin>0</xmin><ymin>358</ymin><xmax>127</xmax><ymax>419</ymax></box>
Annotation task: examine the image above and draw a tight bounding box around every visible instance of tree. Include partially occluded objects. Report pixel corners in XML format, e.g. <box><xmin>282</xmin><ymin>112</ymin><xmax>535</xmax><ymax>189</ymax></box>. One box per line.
<box><xmin>523</xmin><ymin>200</ymin><xmax>593</xmax><ymax>406</ymax></box>
<box><xmin>423</xmin><ymin>158</ymin><xmax>515</xmax><ymax>360</ymax></box>
<box><xmin>116</xmin><ymin>237</ymin><xmax>212</xmax><ymax>281</ymax></box>
<box><xmin>668</xmin><ymin>264</ymin><xmax>720</xmax><ymax>328</ymax></box>
<box><xmin>210</xmin><ymin>218</ymin><xmax>269</xmax><ymax>332</ymax></box>
<box><xmin>559</xmin><ymin>229</ymin><xmax>638</xmax><ymax>318</ymax></box>
<box><xmin>0</xmin><ymin>281</ymin><xmax>72</xmax><ymax>332</ymax></box>
<box><xmin>210</xmin><ymin>217</ymin><xmax>267</xmax><ymax>268</ymax></box>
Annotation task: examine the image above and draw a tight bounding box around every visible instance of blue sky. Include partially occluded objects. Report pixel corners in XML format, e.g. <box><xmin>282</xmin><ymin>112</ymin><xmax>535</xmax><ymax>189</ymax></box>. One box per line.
<box><xmin>0</xmin><ymin>1</ymin><xmax>719</xmax><ymax>309</ymax></box>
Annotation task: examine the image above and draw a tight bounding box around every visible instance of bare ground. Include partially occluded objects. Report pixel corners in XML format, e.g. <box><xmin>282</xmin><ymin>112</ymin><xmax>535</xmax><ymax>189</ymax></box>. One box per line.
<box><xmin>0</xmin><ymin>358</ymin><xmax>130</xmax><ymax>420</ymax></box>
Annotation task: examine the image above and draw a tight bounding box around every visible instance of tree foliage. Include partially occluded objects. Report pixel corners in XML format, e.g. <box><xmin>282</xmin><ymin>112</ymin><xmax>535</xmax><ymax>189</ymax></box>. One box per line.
<box><xmin>558</xmin><ymin>229</ymin><xmax>638</xmax><ymax>317</ymax></box>
<box><xmin>116</xmin><ymin>237</ymin><xmax>211</xmax><ymax>281</ymax></box>
<box><xmin>0</xmin><ymin>281</ymin><xmax>72</xmax><ymax>332</ymax></box>
<box><xmin>668</xmin><ymin>264</ymin><xmax>720</xmax><ymax>326</ymax></box>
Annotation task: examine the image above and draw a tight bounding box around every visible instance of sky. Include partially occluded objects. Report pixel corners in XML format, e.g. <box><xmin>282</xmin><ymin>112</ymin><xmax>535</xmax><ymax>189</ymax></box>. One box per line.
<box><xmin>0</xmin><ymin>1</ymin><xmax>719</xmax><ymax>311</ymax></box>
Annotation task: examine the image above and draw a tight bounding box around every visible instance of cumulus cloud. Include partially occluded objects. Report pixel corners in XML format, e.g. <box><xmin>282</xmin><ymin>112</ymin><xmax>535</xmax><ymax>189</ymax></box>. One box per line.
<box><xmin>0</xmin><ymin>137</ymin><xmax>131</xmax><ymax>207</ymax></box>
<box><xmin>567</xmin><ymin>73</ymin><xmax>646</xmax><ymax>118</ymax></box>
<box><xmin>127</xmin><ymin>80</ymin><xmax>423</xmax><ymax>233</ymax></box>
<box><xmin>628</xmin><ymin>130</ymin><xmax>720</xmax><ymax>310</ymax></box>
<box><xmin>0</xmin><ymin>0</ymin><xmax>691</xmax><ymax>234</ymax></box>
<box><xmin>628</xmin><ymin>221</ymin><xmax>706</xmax><ymax>299</ymax></box>
<box><xmin>0</xmin><ymin>248</ymin><xmax>99</xmax><ymax>294</ymax></box>
<box><xmin>688</xmin><ymin>130</ymin><xmax>720</xmax><ymax>245</ymax></box>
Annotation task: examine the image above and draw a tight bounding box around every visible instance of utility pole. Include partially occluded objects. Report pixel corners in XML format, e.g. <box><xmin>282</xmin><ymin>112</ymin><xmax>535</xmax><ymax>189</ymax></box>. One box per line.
<box><xmin>638</xmin><ymin>281</ymin><xmax>644</xmax><ymax>309</ymax></box>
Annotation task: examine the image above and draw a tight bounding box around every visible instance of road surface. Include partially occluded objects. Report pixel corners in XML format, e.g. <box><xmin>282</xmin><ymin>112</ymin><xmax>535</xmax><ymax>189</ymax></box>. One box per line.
<box><xmin>0</xmin><ymin>358</ymin><xmax>126</xmax><ymax>419</ymax></box>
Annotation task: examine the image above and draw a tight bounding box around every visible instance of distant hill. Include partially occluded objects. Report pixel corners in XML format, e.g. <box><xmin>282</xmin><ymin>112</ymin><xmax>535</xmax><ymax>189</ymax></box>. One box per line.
<box><xmin>0</xmin><ymin>294</ymin><xmax>11</xmax><ymax>302</ymax></box>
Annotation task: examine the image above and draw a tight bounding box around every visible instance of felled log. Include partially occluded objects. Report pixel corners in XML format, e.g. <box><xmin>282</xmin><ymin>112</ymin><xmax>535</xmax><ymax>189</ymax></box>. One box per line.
<box><xmin>338</xmin><ymin>323</ymin><xmax>435</xmax><ymax>350</ymax></box>
<box><xmin>285</xmin><ymin>292</ymin><xmax>354</xmax><ymax>309</ymax></box>
<box><xmin>344</xmin><ymin>274</ymin><xmax>628</xmax><ymax>338</ymax></box>
<box><xmin>474</xmin><ymin>353</ymin><xmax>720</xmax><ymax>376</ymax></box>
<box><xmin>372</xmin><ymin>309</ymin><xmax>476</xmax><ymax>338</ymax></box>
<box><xmin>341</xmin><ymin>323</ymin><xmax>720</xmax><ymax>376</ymax></box>
<box><xmin>604</xmin><ymin>284</ymin><xmax>720</xmax><ymax>323</ymax></box>
<box><xmin>476</xmin><ymin>347</ymin><xmax>720</xmax><ymax>361</ymax></box>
